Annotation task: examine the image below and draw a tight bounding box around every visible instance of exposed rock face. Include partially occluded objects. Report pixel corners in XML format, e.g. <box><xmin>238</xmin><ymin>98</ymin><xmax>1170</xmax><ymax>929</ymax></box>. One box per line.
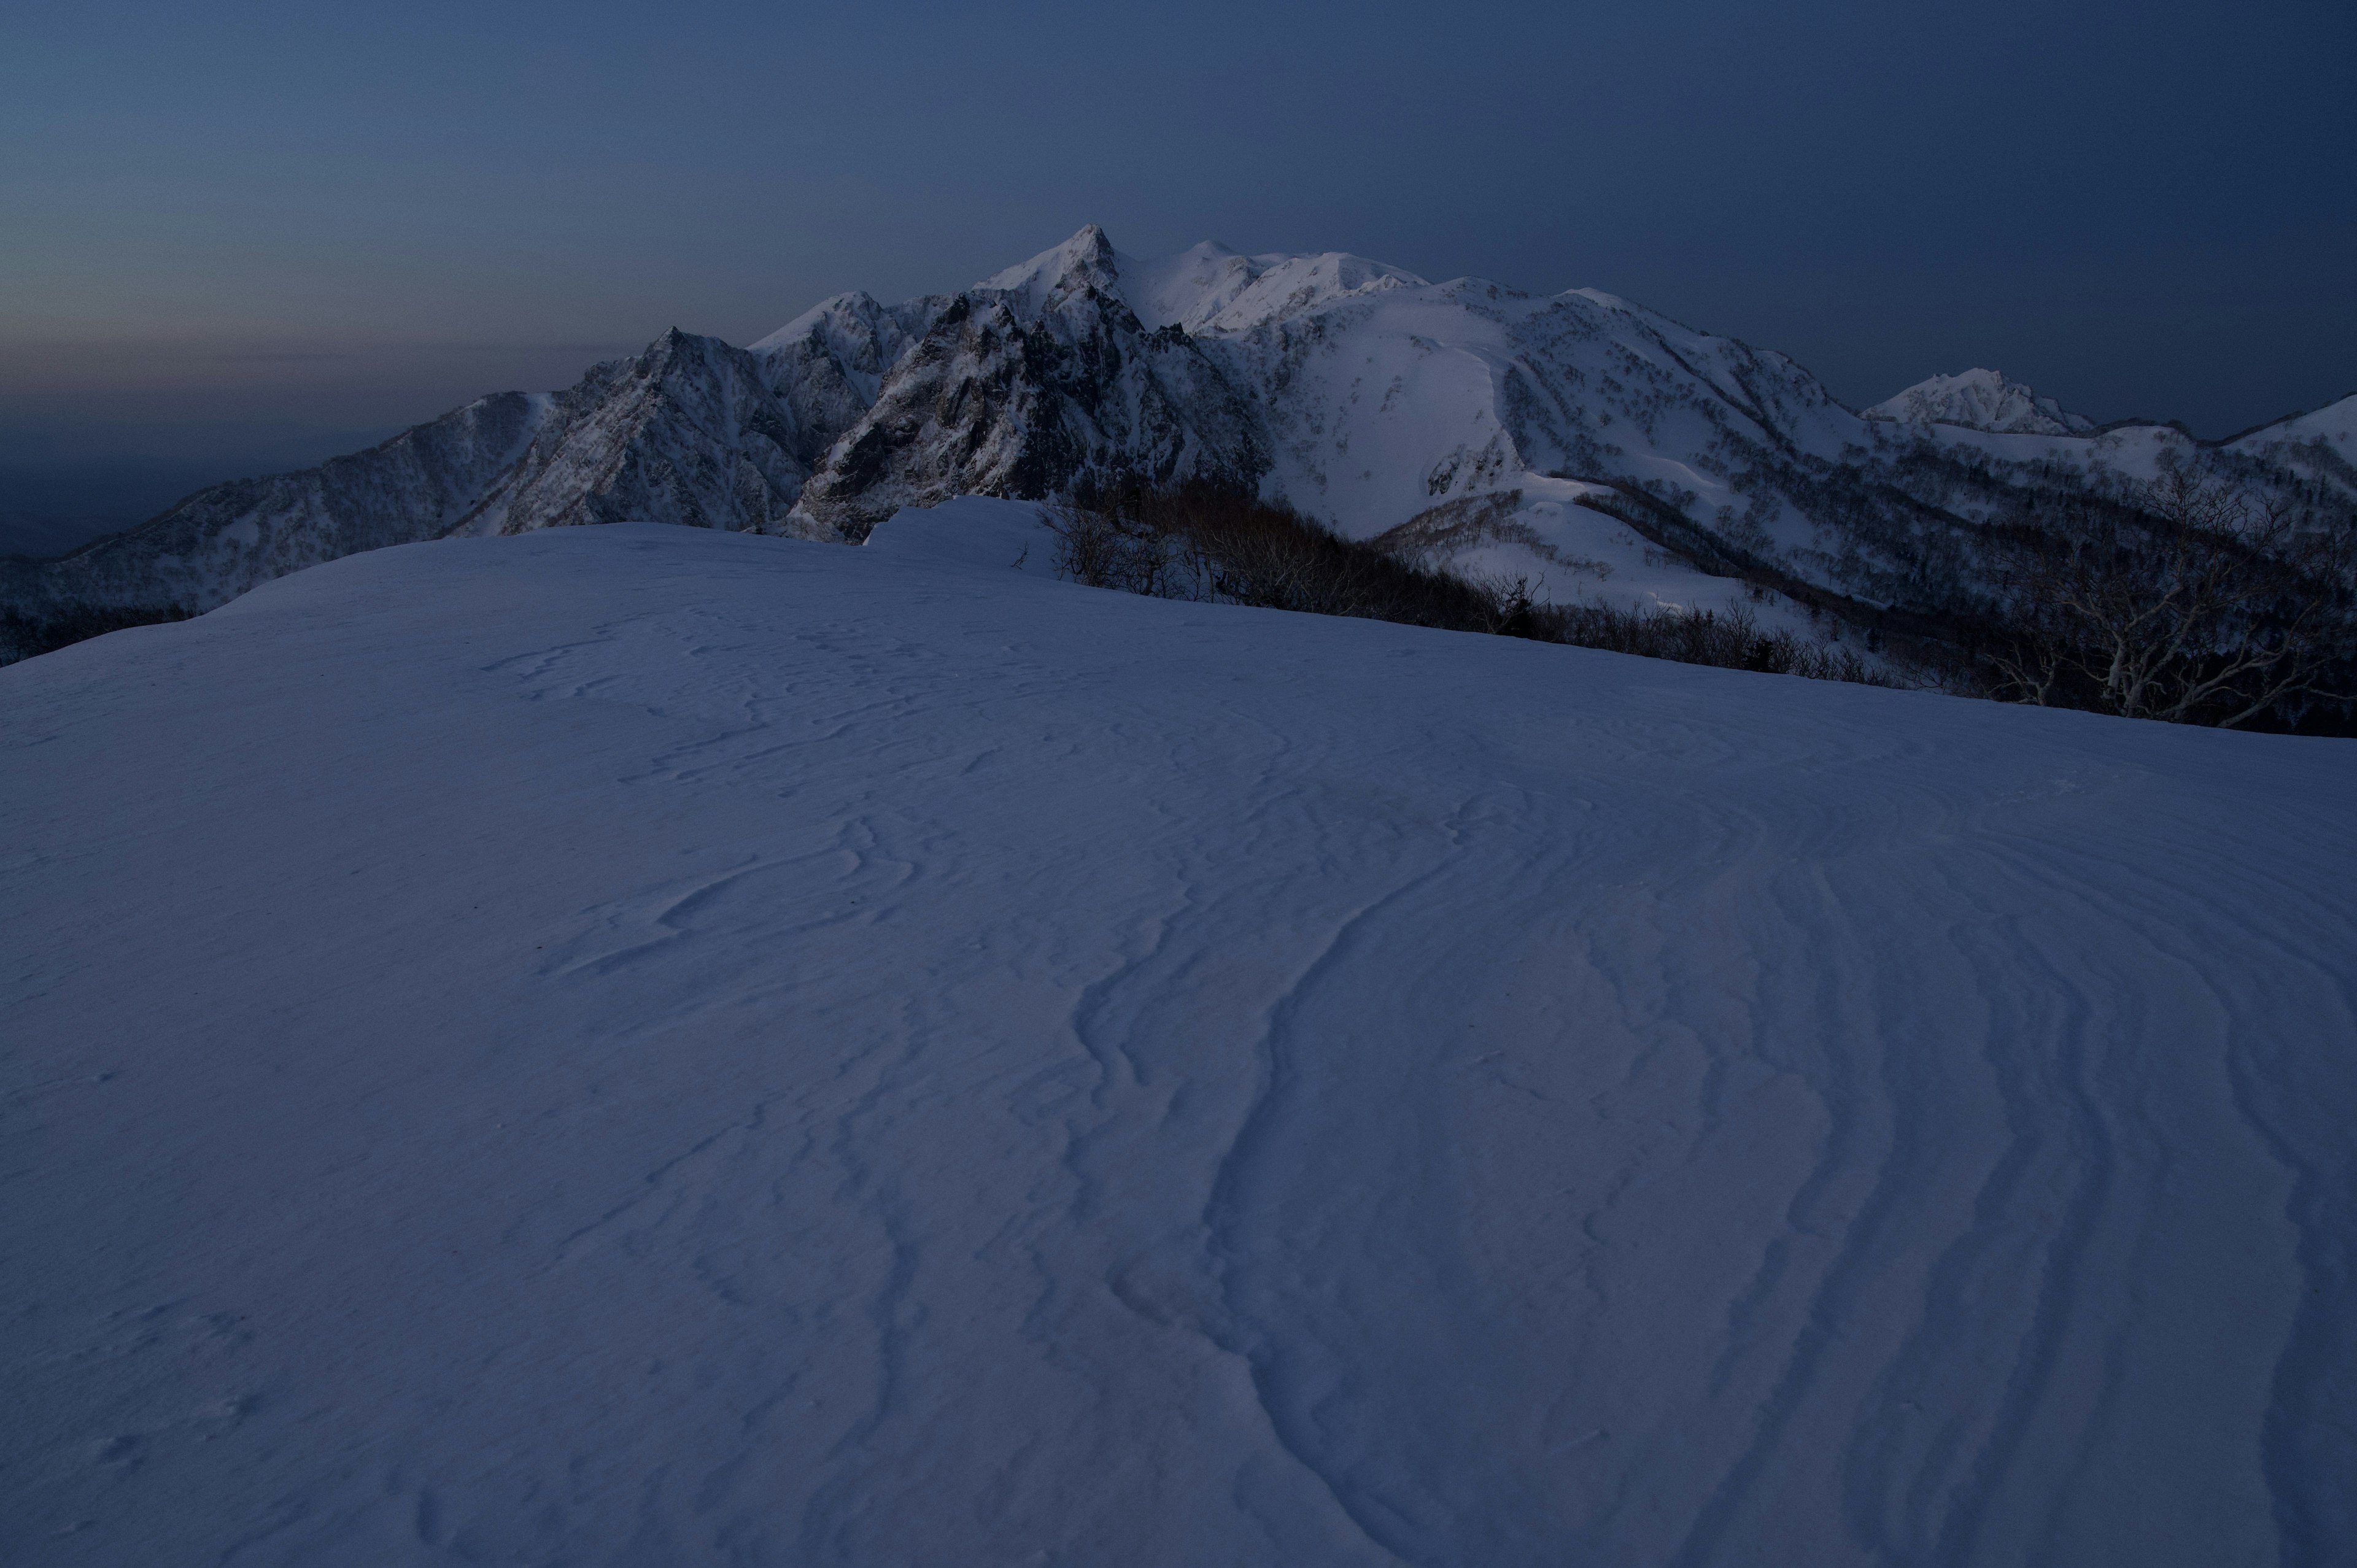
<box><xmin>789</xmin><ymin>227</ymin><xmax>1268</xmax><ymax>541</ymax></box>
<box><xmin>748</xmin><ymin>292</ymin><xmax>946</xmax><ymax>471</ymax></box>
<box><xmin>1865</xmin><ymin>368</ymin><xmax>2096</xmax><ymax>436</ymax></box>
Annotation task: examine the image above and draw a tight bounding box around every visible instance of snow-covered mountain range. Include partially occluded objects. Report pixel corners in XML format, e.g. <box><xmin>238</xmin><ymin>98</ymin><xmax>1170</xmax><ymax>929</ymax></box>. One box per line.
<box><xmin>6</xmin><ymin>225</ymin><xmax>2352</xmax><ymax>634</ymax></box>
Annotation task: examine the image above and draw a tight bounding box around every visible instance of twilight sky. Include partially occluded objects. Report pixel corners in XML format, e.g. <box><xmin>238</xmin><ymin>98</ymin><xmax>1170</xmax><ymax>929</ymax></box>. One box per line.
<box><xmin>4</xmin><ymin>0</ymin><xmax>2352</xmax><ymax>518</ymax></box>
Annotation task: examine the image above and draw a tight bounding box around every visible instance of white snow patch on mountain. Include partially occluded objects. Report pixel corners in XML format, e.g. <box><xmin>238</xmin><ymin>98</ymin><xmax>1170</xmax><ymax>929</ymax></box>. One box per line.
<box><xmin>6</xmin><ymin>516</ymin><xmax>2352</xmax><ymax>1566</ymax></box>
<box><xmin>1867</xmin><ymin>367</ymin><xmax>2097</xmax><ymax>435</ymax></box>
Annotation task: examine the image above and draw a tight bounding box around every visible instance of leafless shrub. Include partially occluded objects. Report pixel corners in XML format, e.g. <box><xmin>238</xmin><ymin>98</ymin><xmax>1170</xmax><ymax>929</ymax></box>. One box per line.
<box><xmin>1983</xmin><ymin>461</ymin><xmax>2356</xmax><ymax>727</ymax></box>
<box><xmin>1042</xmin><ymin>495</ymin><xmax>1187</xmax><ymax>598</ymax></box>
<box><xmin>1537</xmin><ymin>599</ymin><xmax>1889</xmax><ymax>684</ymax></box>
<box><xmin>1045</xmin><ymin>480</ymin><xmax>1892</xmax><ymax>687</ymax></box>
<box><xmin>1061</xmin><ymin>481</ymin><xmax>1519</xmax><ymax>631</ymax></box>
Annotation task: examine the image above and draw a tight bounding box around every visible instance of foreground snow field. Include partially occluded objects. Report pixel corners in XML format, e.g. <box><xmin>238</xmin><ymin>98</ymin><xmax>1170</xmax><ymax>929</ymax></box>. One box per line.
<box><xmin>5</xmin><ymin>504</ymin><xmax>2354</xmax><ymax>1566</ymax></box>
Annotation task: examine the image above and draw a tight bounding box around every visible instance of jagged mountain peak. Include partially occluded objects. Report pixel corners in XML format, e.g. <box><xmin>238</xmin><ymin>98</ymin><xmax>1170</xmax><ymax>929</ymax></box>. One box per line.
<box><xmin>975</xmin><ymin>224</ymin><xmax>1124</xmax><ymax>321</ymax></box>
<box><xmin>1867</xmin><ymin>367</ymin><xmax>2095</xmax><ymax>436</ymax></box>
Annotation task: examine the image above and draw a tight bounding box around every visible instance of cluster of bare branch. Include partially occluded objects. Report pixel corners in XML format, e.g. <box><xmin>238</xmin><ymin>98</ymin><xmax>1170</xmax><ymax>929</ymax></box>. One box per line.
<box><xmin>1981</xmin><ymin>462</ymin><xmax>2356</xmax><ymax>728</ymax></box>
<box><xmin>1043</xmin><ymin>482</ymin><xmax>1894</xmax><ymax>688</ymax></box>
<box><xmin>1545</xmin><ymin>599</ymin><xmax>1886</xmax><ymax>684</ymax></box>
<box><xmin>1045</xmin><ymin>484</ymin><xmax>1528</xmax><ymax>631</ymax></box>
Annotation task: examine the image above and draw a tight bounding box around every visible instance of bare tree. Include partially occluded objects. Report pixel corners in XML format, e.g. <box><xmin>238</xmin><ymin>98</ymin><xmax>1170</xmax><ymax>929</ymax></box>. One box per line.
<box><xmin>1984</xmin><ymin>461</ymin><xmax>2355</xmax><ymax>727</ymax></box>
<box><xmin>1042</xmin><ymin>494</ymin><xmax>1186</xmax><ymax>598</ymax></box>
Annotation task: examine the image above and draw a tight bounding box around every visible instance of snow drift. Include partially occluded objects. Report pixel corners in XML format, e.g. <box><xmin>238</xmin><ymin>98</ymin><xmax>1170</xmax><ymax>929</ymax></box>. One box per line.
<box><xmin>4</xmin><ymin>503</ymin><xmax>2352</xmax><ymax>1566</ymax></box>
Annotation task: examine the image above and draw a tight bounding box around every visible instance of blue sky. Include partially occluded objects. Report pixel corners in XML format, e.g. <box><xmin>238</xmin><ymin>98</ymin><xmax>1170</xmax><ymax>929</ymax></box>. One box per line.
<box><xmin>4</xmin><ymin>0</ymin><xmax>2351</xmax><ymax>501</ymax></box>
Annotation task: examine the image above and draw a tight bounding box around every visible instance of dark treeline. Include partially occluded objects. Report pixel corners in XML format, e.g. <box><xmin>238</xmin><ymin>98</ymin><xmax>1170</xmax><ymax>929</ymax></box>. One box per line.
<box><xmin>1043</xmin><ymin>482</ymin><xmax>1892</xmax><ymax>689</ymax></box>
<box><xmin>1</xmin><ymin>601</ymin><xmax>190</xmax><ymax>666</ymax></box>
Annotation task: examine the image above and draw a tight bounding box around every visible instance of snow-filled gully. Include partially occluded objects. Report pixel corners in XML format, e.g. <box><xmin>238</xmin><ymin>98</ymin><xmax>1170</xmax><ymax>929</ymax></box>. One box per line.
<box><xmin>4</xmin><ymin>506</ymin><xmax>2353</xmax><ymax>1566</ymax></box>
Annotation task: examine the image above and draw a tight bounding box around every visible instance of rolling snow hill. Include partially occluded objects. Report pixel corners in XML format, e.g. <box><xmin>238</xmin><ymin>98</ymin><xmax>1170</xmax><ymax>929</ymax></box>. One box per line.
<box><xmin>5</xmin><ymin>503</ymin><xmax>2353</xmax><ymax>1566</ymax></box>
<box><xmin>9</xmin><ymin>226</ymin><xmax>2349</xmax><ymax>652</ymax></box>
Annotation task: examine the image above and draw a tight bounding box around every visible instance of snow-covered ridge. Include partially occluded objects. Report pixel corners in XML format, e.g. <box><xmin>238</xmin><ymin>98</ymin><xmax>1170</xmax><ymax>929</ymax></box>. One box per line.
<box><xmin>1865</xmin><ymin>367</ymin><xmax>2096</xmax><ymax>435</ymax></box>
<box><xmin>2238</xmin><ymin>389</ymin><xmax>2357</xmax><ymax>447</ymax></box>
<box><xmin>7</xmin><ymin>518</ymin><xmax>2352</xmax><ymax>1564</ymax></box>
<box><xmin>1119</xmin><ymin>239</ymin><xmax>1431</xmax><ymax>335</ymax></box>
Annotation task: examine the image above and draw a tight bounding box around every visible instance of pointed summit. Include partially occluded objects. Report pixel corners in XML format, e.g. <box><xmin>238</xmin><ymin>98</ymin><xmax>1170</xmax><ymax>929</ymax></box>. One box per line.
<box><xmin>976</xmin><ymin>225</ymin><xmax>1123</xmax><ymax>320</ymax></box>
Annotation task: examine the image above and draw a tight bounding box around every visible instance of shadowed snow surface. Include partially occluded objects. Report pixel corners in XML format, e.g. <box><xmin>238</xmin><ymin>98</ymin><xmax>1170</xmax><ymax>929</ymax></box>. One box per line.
<box><xmin>4</xmin><ymin>500</ymin><xmax>2354</xmax><ymax>1566</ymax></box>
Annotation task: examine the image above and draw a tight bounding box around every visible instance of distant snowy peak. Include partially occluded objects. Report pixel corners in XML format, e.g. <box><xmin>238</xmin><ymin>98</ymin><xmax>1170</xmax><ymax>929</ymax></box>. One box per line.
<box><xmin>1867</xmin><ymin>368</ymin><xmax>2096</xmax><ymax>436</ymax></box>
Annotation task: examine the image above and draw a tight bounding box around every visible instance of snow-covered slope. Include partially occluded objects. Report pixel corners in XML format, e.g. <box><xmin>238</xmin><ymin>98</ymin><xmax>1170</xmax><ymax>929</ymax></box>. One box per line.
<box><xmin>6</xmin><ymin>511</ymin><xmax>2353</xmax><ymax>1566</ymax></box>
<box><xmin>2229</xmin><ymin>391</ymin><xmax>2357</xmax><ymax>498</ymax></box>
<box><xmin>2237</xmin><ymin>389</ymin><xmax>2357</xmax><ymax>452</ymax></box>
<box><xmin>1866</xmin><ymin>368</ymin><xmax>2096</xmax><ymax>435</ymax></box>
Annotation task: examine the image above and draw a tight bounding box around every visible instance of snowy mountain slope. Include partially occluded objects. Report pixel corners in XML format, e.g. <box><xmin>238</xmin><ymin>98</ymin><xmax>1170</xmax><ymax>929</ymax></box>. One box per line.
<box><xmin>0</xmin><ymin>329</ymin><xmax>805</xmax><ymax>616</ymax></box>
<box><xmin>1865</xmin><ymin>368</ymin><xmax>2096</xmax><ymax>435</ymax></box>
<box><xmin>2229</xmin><ymin>391</ymin><xmax>2357</xmax><ymax>499</ymax></box>
<box><xmin>2236</xmin><ymin>389</ymin><xmax>2357</xmax><ymax>452</ymax></box>
<box><xmin>0</xmin><ymin>390</ymin><xmax>554</xmax><ymax>612</ymax></box>
<box><xmin>1181</xmin><ymin>271</ymin><xmax>1872</xmax><ymax>612</ymax></box>
<box><xmin>770</xmin><ymin>229</ymin><xmax>1899</xmax><ymax>617</ymax></box>
<box><xmin>5</xmin><ymin>510</ymin><xmax>2353</xmax><ymax>1566</ymax></box>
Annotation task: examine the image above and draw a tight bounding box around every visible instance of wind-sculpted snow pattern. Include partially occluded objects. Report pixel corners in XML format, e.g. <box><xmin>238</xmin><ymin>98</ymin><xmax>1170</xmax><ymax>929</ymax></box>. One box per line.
<box><xmin>5</xmin><ymin>500</ymin><xmax>2352</xmax><ymax>1566</ymax></box>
